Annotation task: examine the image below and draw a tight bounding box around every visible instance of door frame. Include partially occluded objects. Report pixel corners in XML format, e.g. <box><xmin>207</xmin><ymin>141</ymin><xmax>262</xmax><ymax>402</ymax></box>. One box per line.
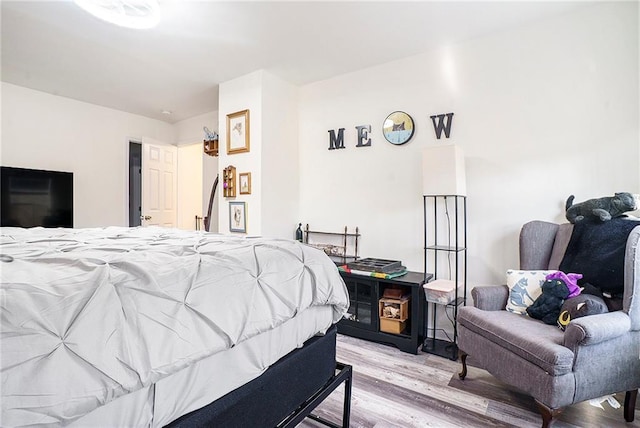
<box><xmin>125</xmin><ymin>138</ymin><xmax>142</xmax><ymax>226</ymax></box>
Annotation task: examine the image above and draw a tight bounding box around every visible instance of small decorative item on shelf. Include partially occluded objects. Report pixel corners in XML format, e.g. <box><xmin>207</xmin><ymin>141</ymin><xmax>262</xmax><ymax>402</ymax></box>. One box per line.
<box><xmin>203</xmin><ymin>126</ymin><xmax>219</xmax><ymax>156</ymax></box>
<box><xmin>295</xmin><ymin>223</ymin><xmax>303</xmax><ymax>242</ymax></box>
<box><xmin>379</xmin><ymin>295</ymin><xmax>410</xmax><ymax>334</ymax></box>
<box><xmin>303</xmin><ymin>224</ymin><xmax>360</xmax><ymax>264</ymax></box>
<box><xmin>223</xmin><ymin>165</ymin><xmax>236</xmax><ymax>198</ymax></box>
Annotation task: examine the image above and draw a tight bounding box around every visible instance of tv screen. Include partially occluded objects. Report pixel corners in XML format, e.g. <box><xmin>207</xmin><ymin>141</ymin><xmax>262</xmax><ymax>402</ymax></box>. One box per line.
<box><xmin>1</xmin><ymin>167</ymin><xmax>73</xmax><ymax>228</ymax></box>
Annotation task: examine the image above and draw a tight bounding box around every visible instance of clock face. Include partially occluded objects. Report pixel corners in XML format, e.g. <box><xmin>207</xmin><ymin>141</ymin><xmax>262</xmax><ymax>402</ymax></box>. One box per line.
<box><xmin>383</xmin><ymin>111</ymin><xmax>415</xmax><ymax>145</ymax></box>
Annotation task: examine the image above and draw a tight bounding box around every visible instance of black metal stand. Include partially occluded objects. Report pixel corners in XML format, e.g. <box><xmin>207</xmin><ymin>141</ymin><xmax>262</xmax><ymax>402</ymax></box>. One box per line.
<box><xmin>422</xmin><ymin>195</ymin><xmax>467</xmax><ymax>361</ymax></box>
<box><xmin>278</xmin><ymin>362</ymin><xmax>353</xmax><ymax>428</ymax></box>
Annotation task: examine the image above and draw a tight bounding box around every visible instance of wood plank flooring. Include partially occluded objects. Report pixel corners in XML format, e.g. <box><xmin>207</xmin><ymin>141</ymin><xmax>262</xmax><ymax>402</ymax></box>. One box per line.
<box><xmin>298</xmin><ymin>334</ymin><xmax>639</xmax><ymax>428</ymax></box>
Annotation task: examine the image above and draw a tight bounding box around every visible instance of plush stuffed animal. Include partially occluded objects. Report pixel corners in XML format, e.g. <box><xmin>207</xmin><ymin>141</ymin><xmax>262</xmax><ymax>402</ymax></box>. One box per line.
<box><xmin>565</xmin><ymin>192</ymin><xmax>638</xmax><ymax>224</ymax></box>
<box><xmin>526</xmin><ymin>272</ymin><xmax>582</xmax><ymax>325</ymax></box>
<box><xmin>557</xmin><ymin>294</ymin><xmax>608</xmax><ymax>330</ymax></box>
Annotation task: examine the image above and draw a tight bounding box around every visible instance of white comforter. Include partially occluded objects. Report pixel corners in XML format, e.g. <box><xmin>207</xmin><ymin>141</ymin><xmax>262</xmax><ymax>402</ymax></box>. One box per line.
<box><xmin>0</xmin><ymin>227</ymin><xmax>348</xmax><ymax>427</ymax></box>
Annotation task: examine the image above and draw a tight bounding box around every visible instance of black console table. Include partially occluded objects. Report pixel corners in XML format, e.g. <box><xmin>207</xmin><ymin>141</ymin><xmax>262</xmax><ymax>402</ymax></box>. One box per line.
<box><xmin>337</xmin><ymin>270</ymin><xmax>433</xmax><ymax>354</ymax></box>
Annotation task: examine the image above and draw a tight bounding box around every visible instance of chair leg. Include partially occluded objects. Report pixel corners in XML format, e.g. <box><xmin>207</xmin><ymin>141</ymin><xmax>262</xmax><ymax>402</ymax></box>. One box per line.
<box><xmin>534</xmin><ymin>400</ymin><xmax>563</xmax><ymax>428</ymax></box>
<box><xmin>458</xmin><ymin>351</ymin><xmax>468</xmax><ymax>380</ymax></box>
<box><xmin>624</xmin><ymin>389</ymin><xmax>637</xmax><ymax>422</ymax></box>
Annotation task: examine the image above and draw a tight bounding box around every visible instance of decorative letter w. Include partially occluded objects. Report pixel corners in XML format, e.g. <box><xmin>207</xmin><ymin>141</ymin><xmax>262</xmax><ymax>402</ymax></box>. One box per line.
<box><xmin>430</xmin><ymin>113</ymin><xmax>454</xmax><ymax>139</ymax></box>
<box><xmin>328</xmin><ymin>128</ymin><xmax>346</xmax><ymax>150</ymax></box>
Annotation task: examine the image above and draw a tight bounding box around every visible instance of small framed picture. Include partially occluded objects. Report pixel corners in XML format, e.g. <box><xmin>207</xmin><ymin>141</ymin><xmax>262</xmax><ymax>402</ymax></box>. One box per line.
<box><xmin>227</xmin><ymin>109</ymin><xmax>250</xmax><ymax>154</ymax></box>
<box><xmin>239</xmin><ymin>172</ymin><xmax>251</xmax><ymax>195</ymax></box>
<box><xmin>229</xmin><ymin>201</ymin><xmax>247</xmax><ymax>233</ymax></box>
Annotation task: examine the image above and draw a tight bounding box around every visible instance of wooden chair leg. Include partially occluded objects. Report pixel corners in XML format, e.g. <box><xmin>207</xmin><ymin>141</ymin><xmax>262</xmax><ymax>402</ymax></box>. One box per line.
<box><xmin>624</xmin><ymin>389</ymin><xmax>638</xmax><ymax>422</ymax></box>
<box><xmin>458</xmin><ymin>351</ymin><xmax>468</xmax><ymax>380</ymax></box>
<box><xmin>534</xmin><ymin>400</ymin><xmax>563</xmax><ymax>428</ymax></box>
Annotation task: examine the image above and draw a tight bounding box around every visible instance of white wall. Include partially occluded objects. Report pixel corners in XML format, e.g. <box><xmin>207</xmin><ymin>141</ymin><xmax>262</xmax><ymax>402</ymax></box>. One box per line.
<box><xmin>261</xmin><ymin>72</ymin><xmax>299</xmax><ymax>239</ymax></box>
<box><xmin>298</xmin><ymin>2</ymin><xmax>639</xmax><ymax>287</ymax></box>
<box><xmin>177</xmin><ymin>142</ymin><xmax>203</xmax><ymax>230</ymax></box>
<box><xmin>173</xmin><ymin>110</ymin><xmax>219</xmax><ymax>232</ymax></box>
<box><xmin>1</xmin><ymin>82</ymin><xmax>176</xmax><ymax>227</ymax></box>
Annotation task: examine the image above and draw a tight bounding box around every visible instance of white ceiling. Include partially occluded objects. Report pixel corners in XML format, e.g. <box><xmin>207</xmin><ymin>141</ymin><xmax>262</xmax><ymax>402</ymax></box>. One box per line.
<box><xmin>1</xmin><ymin>1</ymin><xmax>590</xmax><ymax>123</ymax></box>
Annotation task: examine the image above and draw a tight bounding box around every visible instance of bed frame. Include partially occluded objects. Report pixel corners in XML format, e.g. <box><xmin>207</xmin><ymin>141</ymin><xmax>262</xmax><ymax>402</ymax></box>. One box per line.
<box><xmin>166</xmin><ymin>325</ymin><xmax>352</xmax><ymax>428</ymax></box>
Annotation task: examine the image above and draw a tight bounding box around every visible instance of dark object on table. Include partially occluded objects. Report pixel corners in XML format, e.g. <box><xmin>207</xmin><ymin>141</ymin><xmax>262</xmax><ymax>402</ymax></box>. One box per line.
<box><xmin>347</xmin><ymin>258</ymin><xmax>402</xmax><ymax>273</ymax></box>
<box><xmin>296</xmin><ymin>223</ymin><xmax>303</xmax><ymax>242</ymax></box>
<box><xmin>565</xmin><ymin>192</ymin><xmax>637</xmax><ymax>224</ymax></box>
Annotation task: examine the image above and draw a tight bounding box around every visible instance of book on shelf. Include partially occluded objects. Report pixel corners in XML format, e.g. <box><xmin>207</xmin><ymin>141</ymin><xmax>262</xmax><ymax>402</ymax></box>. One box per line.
<box><xmin>338</xmin><ymin>265</ymin><xmax>408</xmax><ymax>279</ymax></box>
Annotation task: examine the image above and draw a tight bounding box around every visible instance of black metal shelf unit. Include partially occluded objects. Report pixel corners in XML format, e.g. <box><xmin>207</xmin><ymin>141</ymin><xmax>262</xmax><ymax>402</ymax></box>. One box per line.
<box><xmin>422</xmin><ymin>195</ymin><xmax>467</xmax><ymax>361</ymax></box>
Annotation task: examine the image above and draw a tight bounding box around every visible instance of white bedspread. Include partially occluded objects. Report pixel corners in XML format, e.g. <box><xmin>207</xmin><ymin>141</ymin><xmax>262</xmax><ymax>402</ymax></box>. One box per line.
<box><xmin>0</xmin><ymin>227</ymin><xmax>348</xmax><ymax>427</ymax></box>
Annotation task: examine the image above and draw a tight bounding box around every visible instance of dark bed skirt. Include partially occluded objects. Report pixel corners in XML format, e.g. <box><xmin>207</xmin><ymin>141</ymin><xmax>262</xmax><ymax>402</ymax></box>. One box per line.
<box><xmin>166</xmin><ymin>325</ymin><xmax>339</xmax><ymax>428</ymax></box>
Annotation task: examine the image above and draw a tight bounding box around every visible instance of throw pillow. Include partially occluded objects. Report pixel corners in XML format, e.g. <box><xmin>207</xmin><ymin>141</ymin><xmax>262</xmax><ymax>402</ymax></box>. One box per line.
<box><xmin>505</xmin><ymin>270</ymin><xmax>555</xmax><ymax>315</ymax></box>
<box><xmin>557</xmin><ymin>294</ymin><xmax>608</xmax><ymax>330</ymax></box>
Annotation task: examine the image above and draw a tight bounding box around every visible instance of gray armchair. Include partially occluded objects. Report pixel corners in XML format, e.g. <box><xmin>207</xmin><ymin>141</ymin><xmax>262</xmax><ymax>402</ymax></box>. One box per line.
<box><xmin>457</xmin><ymin>220</ymin><xmax>640</xmax><ymax>428</ymax></box>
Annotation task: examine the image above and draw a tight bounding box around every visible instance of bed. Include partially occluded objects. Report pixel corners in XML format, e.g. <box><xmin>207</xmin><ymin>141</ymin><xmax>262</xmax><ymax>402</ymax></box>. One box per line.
<box><xmin>0</xmin><ymin>226</ymin><xmax>351</xmax><ymax>427</ymax></box>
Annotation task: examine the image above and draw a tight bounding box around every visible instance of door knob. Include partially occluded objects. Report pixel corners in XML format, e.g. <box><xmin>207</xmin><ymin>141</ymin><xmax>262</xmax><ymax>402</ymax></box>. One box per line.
<box><xmin>140</xmin><ymin>215</ymin><xmax>152</xmax><ymax>221</ymax></box>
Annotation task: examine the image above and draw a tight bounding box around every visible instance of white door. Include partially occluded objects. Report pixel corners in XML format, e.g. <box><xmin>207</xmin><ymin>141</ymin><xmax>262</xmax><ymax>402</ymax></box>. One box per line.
<box><xmin>142</xmin><ymin>139</ymin><xmax>177</xmax><ymax>227</ymax></box>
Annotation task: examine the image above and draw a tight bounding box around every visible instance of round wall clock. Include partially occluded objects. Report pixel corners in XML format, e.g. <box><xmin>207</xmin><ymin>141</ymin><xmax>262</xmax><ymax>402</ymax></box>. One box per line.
<box><xmin>383</xmin><ymin>111</ymin><xmax>415</xmax><ymax>145</ymax></box>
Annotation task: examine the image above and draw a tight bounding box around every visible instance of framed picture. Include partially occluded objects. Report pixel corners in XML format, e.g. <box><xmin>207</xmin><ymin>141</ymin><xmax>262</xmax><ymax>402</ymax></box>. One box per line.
<box><xmin>382</xmin><ymin>111</ymin><xmax>415</xmax><ymax>145</ymax></box>
<box><xmin>239</xmin><ymin>172</ymin><xmax>252</xmax><ymax>195</ymax></box>
<box><xmin>229</xmin><ymin>201</ymin><xmax>247</xmax><ymax>233</ymax></box>
<box><xmin>227</xmin><ymin>109</ymin><xmax>250</xmax><ymax>154</ymax></box>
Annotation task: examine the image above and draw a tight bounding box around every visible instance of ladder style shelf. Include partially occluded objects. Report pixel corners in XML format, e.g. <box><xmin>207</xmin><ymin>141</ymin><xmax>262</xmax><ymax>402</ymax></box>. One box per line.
<box><xmin>422</xmin><ymin>195</ymin><xmax>467</xmax><ymax>360</ymax></box>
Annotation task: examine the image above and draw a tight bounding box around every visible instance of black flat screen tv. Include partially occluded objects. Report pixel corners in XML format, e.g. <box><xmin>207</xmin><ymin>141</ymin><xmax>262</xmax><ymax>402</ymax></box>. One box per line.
<box><xmin>1</xmin><ymin>167</ymin><xmax>73</xmax><ymax>228</ymax></box>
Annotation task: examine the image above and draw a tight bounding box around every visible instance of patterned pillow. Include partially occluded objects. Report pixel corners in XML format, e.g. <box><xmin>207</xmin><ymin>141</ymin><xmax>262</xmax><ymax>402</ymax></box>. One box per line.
<box><xmin>505</xmin><ymin>270</ymin><xmax>556</xmax><ymax>315</ymax></box>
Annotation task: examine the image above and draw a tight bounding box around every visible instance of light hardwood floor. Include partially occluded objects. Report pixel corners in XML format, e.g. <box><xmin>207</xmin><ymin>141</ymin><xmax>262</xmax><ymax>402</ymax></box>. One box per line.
<box><xmin>299</xmin><ymin>334</ymin><xmax>640</xmax><ymax>428</ymax></box>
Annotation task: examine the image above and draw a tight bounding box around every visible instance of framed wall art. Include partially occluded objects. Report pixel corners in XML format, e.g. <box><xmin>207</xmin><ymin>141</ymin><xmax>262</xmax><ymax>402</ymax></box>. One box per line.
<box><xmin>229</xmin><ymin>201</ymin><xmax>247</xmax><ymax>233</ymax></box>
<box><xmin>226</xmin><ymin>109</ymin><xmax>250</xmax><ymax>154</ymax></box>
<box><xmin>383</xmin><ymin>111</ymin><xmax>415</xmax><ymax>145</ymax></box>
<box><xmin>239</xmin><ymin>172</ymin><xmax>252</xmax><ymax>195</ymax></box>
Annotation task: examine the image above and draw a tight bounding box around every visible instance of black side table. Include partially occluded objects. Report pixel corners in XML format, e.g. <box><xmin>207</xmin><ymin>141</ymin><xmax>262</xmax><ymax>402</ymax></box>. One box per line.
<box><xmin>337</xmin><ymin>270</ymin><xmax>433</xmax><ymax>354</ymax></box>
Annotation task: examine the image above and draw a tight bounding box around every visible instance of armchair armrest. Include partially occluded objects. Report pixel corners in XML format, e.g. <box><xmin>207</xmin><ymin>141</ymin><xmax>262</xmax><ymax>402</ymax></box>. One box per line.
<box><xmin>472</xmin><ymin>285</ymin><xmax>509</xmax><ymax>311</ymax></box>
<box><xmin>563</xmin><ymin>311</ymin><xmax>631</xmax><ymax>349</ymax></box>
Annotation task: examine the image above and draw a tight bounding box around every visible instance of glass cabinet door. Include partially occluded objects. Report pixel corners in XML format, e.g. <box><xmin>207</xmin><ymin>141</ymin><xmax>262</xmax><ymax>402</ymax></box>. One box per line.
<box><xmin>343</xmin><ymin>279</ymin><xmax>377</xmax><ymax>331</ymax></box>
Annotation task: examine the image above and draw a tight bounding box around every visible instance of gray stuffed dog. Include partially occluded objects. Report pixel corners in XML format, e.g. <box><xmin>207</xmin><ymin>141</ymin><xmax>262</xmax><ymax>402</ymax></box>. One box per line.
<box><xmin>565</xmin><ymin>192</ymin><xmax>638</xmax><ymax>224</ymax></box>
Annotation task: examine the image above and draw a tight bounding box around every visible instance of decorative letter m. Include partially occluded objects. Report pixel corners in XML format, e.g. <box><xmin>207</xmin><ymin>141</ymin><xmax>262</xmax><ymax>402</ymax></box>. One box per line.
<box><xmin>328</xmin><ymin>128</ymin><xmax>346</xmax><ymax>150</ymax></box>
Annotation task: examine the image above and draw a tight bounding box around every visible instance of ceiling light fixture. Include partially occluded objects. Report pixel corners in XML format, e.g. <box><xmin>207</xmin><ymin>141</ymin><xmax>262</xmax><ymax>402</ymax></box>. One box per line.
<box><xmin>74</xmin><ymin>0</ymin><xmax>161</xmax><ymax>30</ymax></box>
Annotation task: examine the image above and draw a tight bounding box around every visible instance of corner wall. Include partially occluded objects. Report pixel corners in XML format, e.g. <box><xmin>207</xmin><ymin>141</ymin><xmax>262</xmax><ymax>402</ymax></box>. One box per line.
<box><xmin>218</xmin><ymin>71</ymin><xmax>263</xmax><ymax>235</ymax></box>
<box><xmin>217</xmin><ymin>70</ymin><xmax>299</xmax><ymax>238</ymax></box>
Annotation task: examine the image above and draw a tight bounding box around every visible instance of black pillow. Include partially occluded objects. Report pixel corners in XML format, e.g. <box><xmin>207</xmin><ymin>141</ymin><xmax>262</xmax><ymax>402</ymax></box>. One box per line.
<box><xmin>559</xmin><ymin>216</ymin><xmax>640</xmax><ymax>294</ymax></box>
